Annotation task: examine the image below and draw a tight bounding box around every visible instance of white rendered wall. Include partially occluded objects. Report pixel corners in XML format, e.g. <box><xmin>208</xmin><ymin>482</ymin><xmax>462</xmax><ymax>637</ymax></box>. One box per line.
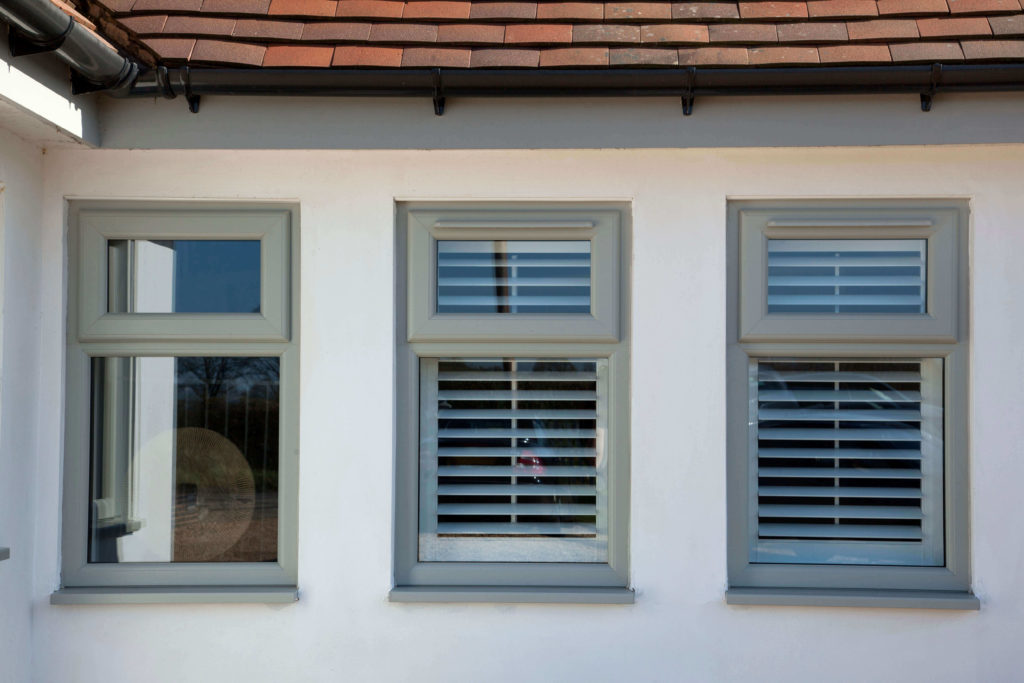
<box><xmin>0</xmin><ymin>128</ymin><xmax>45</xmax><ymax>683</ymax></box>
<box><xmin>25</xmin><ymin>145</ymin><xmax>1024</xmax><ymax>682</ymax></box>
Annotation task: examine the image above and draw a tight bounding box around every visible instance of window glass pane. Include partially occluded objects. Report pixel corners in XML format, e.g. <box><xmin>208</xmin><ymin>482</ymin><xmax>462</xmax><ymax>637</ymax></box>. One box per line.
<box><xmin>436</xmin><ymin>241</ymin><xmax>591</xmax><ymax>314</ymax></box>
<box><xmin>88</xmin><ymin>356</ymin><xmax>279</xmax><ymax>564</ymax></box>
<box><xmin>419</xmin><ymin>358</ymin><xmax>608</xmax><ymax>562</ymax></box>
<box><xmin>751</xmin><ymin>358</ymin><xmax>943</xmax><ymax>566</ymax></box>
<box><xmin>767</xmin><ymin>239</ymin><xmax>926</xmax><ymax>314</ymax></box>
<box><xmin>107</xmin><ymin>240</ymin><xmax>261</xmax><ymax>314</ymax></box>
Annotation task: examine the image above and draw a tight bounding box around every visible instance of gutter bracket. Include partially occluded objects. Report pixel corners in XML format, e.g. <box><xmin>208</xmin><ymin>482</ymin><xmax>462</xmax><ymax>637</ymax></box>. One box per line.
<box><xmin>921</xmin><ymin>62</ymin><xmax>942</xmax><ymax>112</ymax></box>
<box><xmin>681</xmin><ymin>66</ymin><xmax>696</xmax><ymax>116</ymax></box>
<box><xmin>8</xmin><ymin>18</ymin><xmax>73</xmax><ymax>57</ymax></box>
<box><xmin>70</xmin><ymin>70</ymin><xmax>108</xmax><ymax>94</ymax></box>
<box><xmin>183</xmin><ymin>66</ymin><xmax>200</xmax><ymax>114</ymax></box>
<box><xmin>432</xmin><ymin>68</ymin><xmax>445</xmax><ymax>116</ymax></box>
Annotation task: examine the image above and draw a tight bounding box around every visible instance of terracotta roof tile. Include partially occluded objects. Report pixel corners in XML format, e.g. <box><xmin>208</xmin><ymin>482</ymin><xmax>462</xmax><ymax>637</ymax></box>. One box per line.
<box><xmin>672</xmin><ymin>2</ymin><xmax>740</xmax><ymax>19</ymax></box>
<box><xmin>538</xmin><ymin>3</ymin><xmax>605</xmax><ymax>19</ymax></box>
<box><xmin>264</xmin><ymin>43</ymin><xmax>334</xmax><ymax>63</ymax></box>
<box><xmin>609</xmin><ymin>45</ymin><xmax>679</xmax><ymax>62</ymax></box>
<box><xmin>332</xmin><ymin>43</ymin><xmax>404</xmax><ymax>63</ymax></box>
<box><xmin>89</xmin><ymin>0</ymin><xmax>1024</xmax><ymax>69</ymax></box>
<box><xmin>739</xmin><ymin>2</ymin><xmax>809</xmax><ymax>19</ymax></box>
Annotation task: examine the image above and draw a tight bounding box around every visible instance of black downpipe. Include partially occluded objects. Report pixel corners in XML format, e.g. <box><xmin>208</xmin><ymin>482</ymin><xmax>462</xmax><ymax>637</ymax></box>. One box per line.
<box><xmin>0</xmin><ymin>0</ymin><xmax>137</xmax><ymax>92</ymax></box>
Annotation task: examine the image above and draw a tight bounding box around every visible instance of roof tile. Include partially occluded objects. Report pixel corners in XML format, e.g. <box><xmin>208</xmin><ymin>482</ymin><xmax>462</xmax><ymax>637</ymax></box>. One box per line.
<box><xmin>234</xmin><ymin>19</ymin><xmax>306</xmax><ymax>39</ymax></box>
<box><xmin>806</xmin><ymin>0</ymin><xmax>877</xmax><ymax>17</ymax></box>
<box><xmin>335</xmin><ymin>0</ymin><xmax>405</xmax><ymax>17</ymax></box>
<box><xmin>889</xmin><ymin>40</ymin><xmax>965</xmax><ymax>60</ymax></box>
<box><xmin>506</xmin><ymin>23</ymin><xmax>573</xmax><ymax>42</ymax></box>
<box><xmin>191</xmin><ymin>38</ymin><xmax>266</xmax><ymax>64</ymax></box>
<box><xmin>989</xmin><ymin>13</ymin><xmax>1024</xmax><ymax>33</ymax></box>
<box><xmin>268</xmin><ymin>0</ymin><xmax>339</xmax><ymax>16</ymax></box>
<box><xmin>264</xmin><ymin>43</ymin><xmax>334</xmax><ymax>64</ymax></box>
<box><xmin>672</xmin><ymin>2</ymin><xmax>740</xmax><ymax>19</ymax></box>
<box><xmin>537</xmin><ymin>2</ymin><xmax>605</xmax><ymax>19</ymax></box>
<box><xmin>469</xmin><ymin>2</ymin><xmax>537</xmax><ymax>18</ymax></box>
<box><xmin>368</xmin><ymin>21</ymin><xmax>439</xmax><ymax>40</ymax></box>
<box><xmin>678</xmin><ymin>44</ymin><xmax>749</xmax><ymax>63</ymax></box>
<box><xmin>403</xmin><ymin>1</ymin><xmax>472</xmax><ymax>18</ymax></box>
<box><xmin>917</xmin><ymin>16</ymin><xmax>993</xmax><ymax>35</ymax></box>
<box><xmin>739</xmin><ymin>2</ymin><xmax>809</xmax><ymax>19</ymax></box>
<box><xmin>877</xmin><ymin>0</ymin><xmax>950</xmax><ymax>15</ymax></box>
<box><xmin>573</xmin><ymin>24</ymin><xmax>643</xmax><ymax>42</ymax></box>
<box><xmin>708</xmin><ymin>22</ymin><xmax>778</xmax><ymax>41</ymax></box>
<box><xmin>104</xmin><ymin>0</ymin><xmax>138</xmax><ymax>11</ymax></box>
<box><xmin>846</xmin><ymin>19</ymin><xmax>920</xmax><ymax>40</ymax></box>
<box><xmin>162</xmin><ymin>16</ymin><xmax>236</xmax><ymax>35</ymax></box>
<box><xmin>641</xmin><ymin>23</ymin><xmax>710</xmax><ymax>42</ymax></box>
<box><xmin>119</xmin><ymin>14</ymin><xmax>168</xmax><ymax>33</ymax></box>
<box><xmin>948</xmin><ymin>0</ymin><xmax>1020</xmax><ymax>12</ymax></box>
<box><xmin>300</xmin><ymin>21</ymin><xmax>371</xmax><ymax>39</ymax></box>
<box><xmin>748</xmin><ymin>45</ymin><xmax>819</xmax><ymax>63</ymax></box>
<box><xmin>401</xmin><ymin>46</ymin><xmax>472</xmax><ymax>64</ymax></box>
<box><xmin>961</xmin><ymin>37</ymin><xmax>1024</xmax><ymax>56</ymax></box>
<box><xmin>605</xmin><ymin>3</ymin><xmax>673</xmax><ymax>20</ymax></box>
<box><xmin>200</xmin><ymin>0</ymin><xmax>271</xmax><ymax>13</ymax></box>
<box><xmin>609</xmin><ymin>46</ymin><xmax>679</xmax><ymax>63</ymax></box>
<box><xmin>539</xmin><ymin>46</ymin><xmax>609</xmax><ymax>64</ymax></box>
<box><xmin>139</xmin><ymin>36</ymin><xmax>195</xmax><ymax>58</ymax></box>
<box><xmin>470</xmin><ymin>47</ymin><xmax>541</xmax><ymax>65</ymax></box>
<box><xmin>133</xmin><ymin>0</ymin><xmax>203</xmax><ymax>11</ymax></box>
<box><xmin>818</xmin><ymin>43</ymin><xmax>892</xmax><ymax>61</ymax></box>
<box><xmin>332</xmin><ymin>44</ymin><xmax>404</xmax><ymax>63</ymax></box>
<box><xmin>436</xmin><ymin>23</ymin><xmax>506</xmax><ymax>41</ymax></box>
<box><xmin>776</xmin><ymin>21</ymin><xmax>847</xmax><ymax>41</ymax></box>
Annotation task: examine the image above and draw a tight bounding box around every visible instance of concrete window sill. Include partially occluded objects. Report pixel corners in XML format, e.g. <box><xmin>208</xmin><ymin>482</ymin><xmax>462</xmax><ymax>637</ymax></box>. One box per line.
<box><xmin>389</xmin><ymin>586</ymin><xmax>635</xmax><ymax>604</ymax></box>
<box><xmin>51</xmin><ymin>585</ymin><xmax>298</xmax><ymax>605</ymax></box>
<box><xmin>726</xmin><ymin>587</ymin><xmax>979</xmax><ymax>610</ymax></box>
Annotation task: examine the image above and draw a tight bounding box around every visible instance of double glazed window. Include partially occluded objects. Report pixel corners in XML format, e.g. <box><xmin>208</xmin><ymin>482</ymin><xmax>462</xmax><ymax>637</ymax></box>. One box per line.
<box><xmin>727</xmin><ymin>201</ymin><xmax>974</xmax><ymax>607</ymax></box>
<box><xmin>394</xmin><ymin>203</ymin><xmax>631</xmax><ymax>602</ymax></box>
<box><xmin>58</xmin><ymin>204</ymin><xmax>298</xmax><ymax>603</ymax></box>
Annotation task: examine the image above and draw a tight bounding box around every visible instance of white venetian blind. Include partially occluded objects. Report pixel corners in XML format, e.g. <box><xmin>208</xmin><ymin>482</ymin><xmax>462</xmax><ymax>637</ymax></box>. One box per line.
<box><xmin>436</xmin><ymin>240</ymin><xmax>591</xmax><ymax>314</ymax></box>
<box><xmin>766</xmin><ymin>239</ymin><xmax>926</xmax><ymax>314</ymax></box>
<box><xmin>752</xmin><ymin>359</ymin><xmax>944</xmax><ymax>566</ymax></box>
<box><xmin>419</xmin><ymin>358</ymin><xmax>608</xmax><ymax>563</ymax></box>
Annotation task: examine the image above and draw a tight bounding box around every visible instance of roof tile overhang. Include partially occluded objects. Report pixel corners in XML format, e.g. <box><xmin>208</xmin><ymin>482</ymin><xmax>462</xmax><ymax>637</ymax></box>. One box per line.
<box><xmin>78</xmin><ymin>0</ymin><xmax>1024</xmax><ymax>69</ymax></box>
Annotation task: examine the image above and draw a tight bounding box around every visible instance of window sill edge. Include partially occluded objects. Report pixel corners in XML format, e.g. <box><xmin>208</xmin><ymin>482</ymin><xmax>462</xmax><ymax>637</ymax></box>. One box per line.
<box><xmin>726</xmin><ymin>587</ymin><xmax>979</xmax><ymax>610</ymax></box>
<box><xmin>389</xmin><ymin>586</ymin><xmax>635</xmax><ymax>604</ymax></box>
<box><xmin>51</xmin><ymin>585</ymin><xmax>298</xmax><ymax>605</ymax></box>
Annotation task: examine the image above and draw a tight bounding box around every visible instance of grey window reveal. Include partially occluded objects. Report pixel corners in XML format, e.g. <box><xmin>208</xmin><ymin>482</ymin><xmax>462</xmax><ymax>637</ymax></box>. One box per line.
<box><xmin>727</xmin><ymin>200</ymin><xmax>974</xmax><ymax>608</ymax></box>
<box><xmin>395</xmin><ymin>203</ymin><xmax>631</xmax><ymax>602</ymax></box>
<box><xmin>59</xmin><ymin>202</ymin><xmax>299</xmax><ymax>604</ymax></box>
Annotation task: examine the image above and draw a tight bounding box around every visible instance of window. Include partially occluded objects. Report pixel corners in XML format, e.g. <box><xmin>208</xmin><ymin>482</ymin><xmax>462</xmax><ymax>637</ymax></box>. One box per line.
<box><xmin>56</xmin><ymin>202</ymin><xmax>299</xmax><ymax>604</ymax></box>
<box><xmin>393</xmin><ymin>203</ymin><xmax>631</xmax><ymax>603</ymax></box>
<box><xmin>727</xmin><ymin>200</ymin><xmax>977</xmax><ymax>609</ymax></box>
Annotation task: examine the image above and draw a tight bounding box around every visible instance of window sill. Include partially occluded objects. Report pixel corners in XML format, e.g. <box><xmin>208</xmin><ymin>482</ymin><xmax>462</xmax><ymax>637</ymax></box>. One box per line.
<box><xmin>389</xmin><ymin>586</ymin><xmax>635</xmax><ymax>604</ymax></box>
<box><xmin>726</xmin><ymin>587</ymin><xmax>979</xmax><ymax>610</ymax></box>
<box><xmin>51</xmin><ymin>585</ymin><xmax>298</xmax><ymax>605</ymax></box>
<box><xmin>0</xmin><ymin>547</ymin><xmax>9</xmax><ymax>561</ymax></box>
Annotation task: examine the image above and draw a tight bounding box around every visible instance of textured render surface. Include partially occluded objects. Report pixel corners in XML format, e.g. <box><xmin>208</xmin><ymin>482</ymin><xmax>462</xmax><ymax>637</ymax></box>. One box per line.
<box><xmin>76</xmin><ymin>0</ymin><xmax>1024</xmax><ymax>67</ymax></box>
<box><xmin>23</xmin><ymin>144</ymin><xmax>1024</xmax><ymax>683</ymax></box>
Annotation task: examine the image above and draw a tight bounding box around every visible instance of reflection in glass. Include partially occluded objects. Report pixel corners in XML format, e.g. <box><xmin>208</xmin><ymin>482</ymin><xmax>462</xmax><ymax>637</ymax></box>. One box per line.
<box><xmin>436</xmin><ymin>241</ymin><xmax>591</xmax><ymax>314</ymax></box>
<box><xmin>419</xmin><ymin>358</ymin><xmax>608</xmax><ymax>563</ymax></box>
<box><xmin>88</xmin><ymin>357</ymin><xmax>279</xmax><ymax>563</ymax></box>
<box><xmin>766</xmin><ymin>239</ymin><xmax>926</xmax><ymax>314</ymax></box>
<box><xmin>107</xmin><ymin>239</ymin><xmax>261</xmax><ymax>314</ymax></box>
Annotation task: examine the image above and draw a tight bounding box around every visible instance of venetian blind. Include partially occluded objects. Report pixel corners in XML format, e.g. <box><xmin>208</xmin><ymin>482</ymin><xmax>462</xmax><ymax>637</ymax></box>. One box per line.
<box><xmin>753</xmin><ymin>359</ymin><xmax>944</xmax><ymax>566</ymax></box>
<box><xmin>766</xmin><ymin>239</ymin><xmax>926</xmax><ymax>314</ymax></box>
<box><xmin>419</xmin><ymin>358</ymin><xmax>608</xmax><ymax>563</ymax></box>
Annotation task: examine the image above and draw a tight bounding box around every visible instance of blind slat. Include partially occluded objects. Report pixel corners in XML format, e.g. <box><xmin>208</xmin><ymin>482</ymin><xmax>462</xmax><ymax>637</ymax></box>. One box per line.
<box><xmin>759</xmin><ymin>504</ymin><xmax>923</xmax><ymax>520</ymax></box>
<box><xmin>759</xmin><ymin>486</ymin><xmax>922</xmax><ymax>498</ymax></box>
<box><xmin>758</xmin><ymin>524</ymin><xmax>923</xmax><ymax>540</ymax></box>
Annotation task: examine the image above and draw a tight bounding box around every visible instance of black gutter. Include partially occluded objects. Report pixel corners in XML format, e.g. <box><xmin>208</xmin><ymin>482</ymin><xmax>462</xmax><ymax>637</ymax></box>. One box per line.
<box><xmin>132</xmin><ymin>62</ymin><xmax>1024</xmax><ymax>115</ymax></box>
<box><xmin>0</xmin><ymin>0</ymin><xmax>137</xmax><ymax>92</ymax></box>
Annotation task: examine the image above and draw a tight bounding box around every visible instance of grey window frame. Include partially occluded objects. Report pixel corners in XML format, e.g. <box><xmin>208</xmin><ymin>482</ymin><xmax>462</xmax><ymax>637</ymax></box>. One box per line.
<box><xmin>726</xmin><ymin>199</ymin><xmax>976</xmax><ymax>609</ymax></box>
<box><xmin>393</xmin><ymin>202</ymin><xmax>632</xmax><ymax>604</ymax></box>
<box><xmin>56</xmin><ymin>201</ymin><xmax>300</xmax><ymax>605</ymax></box>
